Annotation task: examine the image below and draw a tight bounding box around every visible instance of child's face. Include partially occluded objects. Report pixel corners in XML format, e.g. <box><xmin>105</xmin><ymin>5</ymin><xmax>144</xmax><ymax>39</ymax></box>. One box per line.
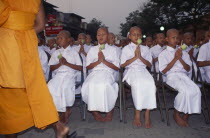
<box><xmin>47</xmin><ymin>39</ymin><xmax>55</xmax><ymax>47</ymax></box>
<box><xmin>78</xmin><ymin>34</ymin><xmax>86</xmax><ymax>45</ymax></box>
<box><xmin>56</xmin><ymin>33</ymin><xmax>70</xmax><ymax>48</ymax></box>
<box><xmin>205</xmin><ymin>31</ymin><xmax>210</xmax><ymax>42</ymax></box>
<box><xmin>86</xmin><ymin>35</ymin><xmax>92</xmax><ymax>44</ymax></box>
<box><xmin>108</xmin><ymin>34</ymin><xmax>115</xmax><ymax>45</ymax></box>
<box><xmin>156</xmin><ymin>34</ymin><xmax>165</xmax><ymax>46</ymax></box>
<box><xmin>69</xmin><ymin>38</ymin><xmax>74</xmax><ymax>46</ymax></box>
<box><xmin>129</xmin><ymin>29</ymin><xmax>142</xmax><ymax>45</ymax></box>
<box><xmin>146</xmin><ymin>37</ymin><xmax>153</xmax><ymax>47</ymax></box>
<box><xmin>166</xmin><ymin>31</ymin><xmax>179</xmax><ymax>47</ymax></box>
<box><xmin>183</xmin><ymin>35</ymin><xmax>192</xmax><ymax>46</ymax></box>
<box><xmin>97</xmin><ymin>29</ymin><xmax>108</xmax><ymax>44</ymax></box>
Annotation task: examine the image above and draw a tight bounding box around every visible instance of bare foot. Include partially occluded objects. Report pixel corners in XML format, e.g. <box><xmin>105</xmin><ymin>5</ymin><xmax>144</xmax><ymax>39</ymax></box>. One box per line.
<box><xmin>182</xmin><ymin>114</ymin><xmax>189</xmax><ymax>126</ymax></box>
<box><xmin>144</xmin><ymin>110</ymin><xmax>152</xmax><ymax>129</ymax></box>
<box><xmin>55</xmin><ymin>121</ymin><xmax>70</xmax><ymax>138</ymax></box>
<box><xmin>133</xmin><ymin>110</ymin><xmax>142</xmax><ymax>127</ymax></box>
<box><xmin>104</xmin><ymin>110</ymin><xmax>114</xmax><ymax>122</ymax></box>
<box><xmin>173</xmin><ymin>110</ymin><xmax>188</xmax><ymax>127</ymax></box>
<box><xmin>92</xmin><ymin>112</ymin><xmax>105</xmax><ymax>122</ymax></box>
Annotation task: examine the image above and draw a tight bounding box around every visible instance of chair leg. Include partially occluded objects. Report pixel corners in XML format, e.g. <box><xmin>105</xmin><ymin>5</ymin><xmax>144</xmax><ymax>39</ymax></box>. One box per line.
<box><xmin>156</xmin><ymin>87</ymin><xmax>164</xmax><ymax>122</ymax></box>
<box><xmin>162</xmin><ymin>85</ymin><xmax>170</xmax><ymax>126</ymax></box>
<box><xmin>119</xmin><ymin>81</ymin><xmax>123</xmax><ymax>122</ymax></box>
<box><xmin>202</xmin><ymin>104</ymin><xmax>209</xmax><ymax>124</ymax></box>
<box><xmin>122</xmin><ymin>82</ymin><xmax>127</xmax><ymax>124</ymax></box>
<box><xmin>81</xmin><ymin>97</ymin><xmax>86</xmax><ymax>121</ymax></box>
<box><xmin>201</xmin><ymin>86</ymin><xmax>210</xmax><ymax>123</ymax></box>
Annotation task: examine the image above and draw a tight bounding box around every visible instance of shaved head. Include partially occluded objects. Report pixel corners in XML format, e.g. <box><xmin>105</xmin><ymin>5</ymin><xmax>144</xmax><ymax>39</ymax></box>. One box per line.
<box><xmin>129</xmin><ymin>26</ymin><xmax>142</xmax><ymax>34</ymax></box>
<box><xmin>166</xmin><ymin>29</ymin><xmax>179</xmax><ymax>37</ymax></box>
<box><xmin>78</xmin><ymin>33</ymin><xmax>86</xmax><ymax>38</ymax></box>
<box><xmin>183</xmin><ymin>32</ymin><xmax>193</xmax><ymax>38</ymax></box>
<box><xmin>97</xmin><ymin>27</ymin><xmax>109</xmax><ymax>34</ymax></box>
<box><xmin>58</xmin><ymin>30</ymin><xmax>71</xmax><ymax>38</ymax></box>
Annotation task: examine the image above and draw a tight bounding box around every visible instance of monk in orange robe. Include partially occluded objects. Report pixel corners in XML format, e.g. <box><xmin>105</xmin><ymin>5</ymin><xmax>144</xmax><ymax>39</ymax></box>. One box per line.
<box><xmin>0</xmin><ymin>0</ymin><xmax>69</xmax><ymax>138</ymax></box>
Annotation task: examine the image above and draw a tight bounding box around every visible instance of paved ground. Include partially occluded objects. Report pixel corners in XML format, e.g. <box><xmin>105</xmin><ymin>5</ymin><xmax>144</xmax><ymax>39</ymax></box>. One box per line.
<box><xmin>1</xmin><ymin>94</ymin><xmax>210</xmax><ymax>138</ymax></box>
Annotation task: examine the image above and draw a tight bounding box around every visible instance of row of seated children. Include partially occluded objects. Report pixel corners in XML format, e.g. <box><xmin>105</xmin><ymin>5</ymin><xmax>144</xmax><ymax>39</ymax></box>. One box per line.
<box><xmin>37</xmin><ymin>27</ymin><xmax>210</xmax><ymax>129</ymax></box>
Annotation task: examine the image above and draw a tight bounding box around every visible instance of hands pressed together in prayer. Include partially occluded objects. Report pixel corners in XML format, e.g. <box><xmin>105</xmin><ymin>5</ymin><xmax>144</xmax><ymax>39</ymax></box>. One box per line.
<box><xmin>59</xmin><ymin>57</ymin><xmax>68</xmax><ymax>65</ymax></box>
<box><xmin>134</xmin><ymin>46</ymin><xmax>142</xmax><ymax>60</ymax></box>
<box><xmin>175</xmin><ymin>48</ymin><xmax>182</xmax><ymax>60</ymax></box>
<box><xmin>98</xmin><ymin>51</ymin><xmax>105</xmax><ymax>63</ymax></box>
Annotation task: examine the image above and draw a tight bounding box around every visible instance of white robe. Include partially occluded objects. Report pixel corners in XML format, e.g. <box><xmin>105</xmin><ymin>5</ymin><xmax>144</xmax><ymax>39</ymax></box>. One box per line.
<box><xmin>182</xmin><ymin>44</ymin><xmax>199</xmax><ymax>79</ymax></box>
<box><xmin>110</xmin><ymin>44</ymin><xmax>122</xmax><ymax>81</ymax></box>
<box><xmin>38</xmin><ymin>47</ymin><xmax>49</xmax><ymax>81</ymax></box>
<box><xmin>159</xmin><ymin>46</ymin><xmax>201</xmax><ymax>114</ymax></box>
<box><xmin>150</xmin><ymin>44</ymin><xmax>166</xmax><ymax>73</ymax></box>
<box><xmin>81</xmin><ymin>44</ymin><xmax>119</xmax><ymax>112</ymax></box>
<box><xmin>48</xmin><ymin>46</ymin><xmax>82</xmax><ymax>112</ymax></box>
<box><xmin>45</xmin><ymin>47</ymin><xmax>56</xmax><ymax>56</ymax></box>
<box><xmin>74</xmin><ymin>44</ymin><xmax>92</xmax><ymax>79</ymax></box>
<box><xmin>197</xmin><ymin>41</ymin><xmax>210</xmax><ymax>83</ymax></box>
<box><xmin>121</xmin><ymin>42</ymin><xmax>157</xmax><ymax>110</ymax></box>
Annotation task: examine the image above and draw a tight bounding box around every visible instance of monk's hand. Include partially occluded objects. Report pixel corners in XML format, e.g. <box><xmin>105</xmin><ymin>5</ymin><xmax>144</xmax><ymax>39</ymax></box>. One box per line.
<box><xmin>98</xmin><ymin>51</ymin><xmax>105</xmax><ymax>63</ymax></box>
<box><xmin>135</xmin><ymin>46</ymin><xmax>140</xmax><ymax>59</ymax></box>
<box><xmin>60</xmin><ymin>57</ymin><xmax>67</xmax><ymax>65</ymax></box>
<box><xmin>175</xmin><ymin>49</ymin><xmax>182</xmax><ymax>60</ymax></box>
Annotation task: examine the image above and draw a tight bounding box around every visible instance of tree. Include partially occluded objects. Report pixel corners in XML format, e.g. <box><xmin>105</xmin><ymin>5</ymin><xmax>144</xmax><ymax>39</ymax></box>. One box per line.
<box><xmin>120</xmin><ymin>0</ymin><xmax>210</xmax><ymax>37</ymax></box>
<box><xmin>87</xmin><ymin>18</ymin><xmax>106</xmax><ymax>41</ymax></box>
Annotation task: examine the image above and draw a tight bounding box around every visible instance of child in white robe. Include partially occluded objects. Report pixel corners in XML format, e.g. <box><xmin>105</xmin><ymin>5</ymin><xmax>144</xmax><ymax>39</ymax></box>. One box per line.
<box><xmin>159</xmin><ymin>29</ymin><xmax>201</xmax><ymax>127</ymax></box>
<box><xmin>150</xmin><ymin>33</ymin><xmax>166</xmax><ymax>74</ymax></box>
<box><xmin>108</xmin><ymin>33</ymin><xmax>122</xmax><ymax>81</ymax></box>
<box><xmin>48</xmin><ymin>30</ymin><xmax>82</xmax><ymax>124</ymax></box>
<box><xmin>86</xmin><ymin>34</ymin><xmax>94</xmax><ymax>47</ymax></box>
<box><xmin>145</xmin><ymin>36</ymin><xmax>153</xmax><ymax>48</ymax></box>
<box><xmin>121</xmin><ymin>27</ymin><xmax>156</xmax><ymax>128</ymax></box>
<box><xmin>182</xmin><ymin>33</ymin><xmax>198</xmax><ymax>79</ymax></box>
<box><xmin>74</xmin><ymin>33</ymin><xmax>92</xmax><ymax>79</ymax></box>
<box><xmin>197</xmin><ymin>30</ymin><xmax>210</xmax><ymax>83</ymax></box>
<box><xmin>45</xmin><ymin>38</ymin><xmax>57</xmax><ymax>55</ymax></box>
<box><xmin>38</xmin><ymin>47</ymin><xmax>49</xmax><ymax>81</ymax></box>
<box><xmin>81</xmin><ymin>27</ymin><xmax>120</xmax><ymax>122</ymax></box>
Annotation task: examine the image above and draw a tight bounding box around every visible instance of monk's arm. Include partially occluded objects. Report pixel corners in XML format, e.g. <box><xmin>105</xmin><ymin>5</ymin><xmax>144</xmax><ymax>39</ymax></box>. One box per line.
<box><xmin>162</xmin><ymin>58</ymin><xmax>178</xmax><ymax>74</ymax></box>
<box><xmin>50</xmin><ymin>63</ymin><xmax>62</xmax><ymax>72</ymax></box>
<box><xmin>179</xmin><ymin>58</ymin><xmax>190</xmax><ymax>72</ymax></box>
<box><xmin>65</xmin><ymin>63</ymin><xmax>83</xmax><ymax>71</ymax></box>
<box><xmin>86</xmin><ymin>61</ymin><xmax>101</xmax><ymax>70</ymax></box>
<box><xmin>139</xmin><ymin>56</ymin><xmax>152</xmax><ymax>68</ymax></box>
<box><xmin>120</xmin><ymin>56</ymin><xmax>137</xmax><ymax>68</ymax></box>
<box><xmin>34</xmin><ymin>2</ymin><xmax>45</xmax><ymax>34</ymax></box>
<box><xmin>103</xmin><ymin>60</ymin><xmax>119</xmax><ymax>71</ymax></box>
<box><xmin>197</xmin><ymin>61</ymin><xmax>210</xmax><ymax>67</ymax></box>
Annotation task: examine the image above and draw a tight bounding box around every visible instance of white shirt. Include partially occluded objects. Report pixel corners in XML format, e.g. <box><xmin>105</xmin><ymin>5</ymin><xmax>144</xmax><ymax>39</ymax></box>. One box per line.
<box><xmin>159</xmin><ymin>46</ymin><xmax>192</xmax><ymax>76</ymax></box>
<box><xmin>45</xmin><ymin>47</ymin><xmax>56</xmax><ymax>55</ymax></box>
<box><xmin>121</xmin><ymin>42</ymin><xmax>152</xmax><ymax>71</ymax></box>
<box><xmin>150</xmin><ymin>44</ymin><xmax>166</xmax><ymax>58</ymax></box>
<box><xmin>86</xmin><ymin>44</ymin><xmax>120</xmax><ymax>74</ymax></box>
<box><xmin>38</xmin><ymin>47</ymin><xmax>49</xmax><ymax>80</ymax></box>
<box><xmin>48</xmin><ymin>46</ymin><xmax>82</xmax><ymax>74</ymax></box>
<box><xmin>183</xmin><ymin>44</ymin><xmax>199</xmax><ymax>58</ymax></box>
<box><xmin>110</xmin><ymin>44</ymin><xmax>122</xmax><ymax>58</ymax></box>
<box><xmin>197</xmin><ymin>41</ymin><xmax>210</xmax><ymax>71</ymax></box>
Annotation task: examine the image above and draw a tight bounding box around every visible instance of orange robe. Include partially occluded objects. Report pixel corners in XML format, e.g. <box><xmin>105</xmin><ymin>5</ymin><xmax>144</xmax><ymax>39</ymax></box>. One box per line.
<box><xmin>0</xmin><ymin>0</ymin><xmax>58</xmax><ymax>134</ymax></box>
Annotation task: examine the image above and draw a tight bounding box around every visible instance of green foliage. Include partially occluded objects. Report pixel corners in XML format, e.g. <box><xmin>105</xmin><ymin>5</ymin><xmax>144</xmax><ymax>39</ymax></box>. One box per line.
<box><xmin>120</xmin><ymin>0</ymin><xmax>210</xmax><ymax>37</ymax></box>
<box><xmin>87</xmin><ymin>18</ymin><xmax>106</xmax><ymax>41</ymax></box>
